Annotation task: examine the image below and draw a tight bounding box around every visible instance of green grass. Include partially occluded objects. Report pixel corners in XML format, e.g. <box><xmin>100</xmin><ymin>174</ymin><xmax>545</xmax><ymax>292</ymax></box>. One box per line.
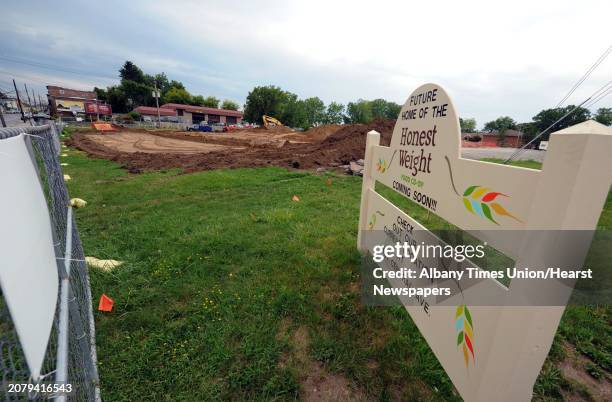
<box><xmin>61</xmin><ymin>144</ymin><xmax>610</xmax><ymax>401</ymax></box>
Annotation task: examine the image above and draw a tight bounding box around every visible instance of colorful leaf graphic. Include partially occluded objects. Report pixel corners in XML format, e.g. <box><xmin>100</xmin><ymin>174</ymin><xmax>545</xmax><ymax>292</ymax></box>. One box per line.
<box><xmin>463</xmin><ymin>185</ymin><xmax>478</xmax><ymax>196</ymax></box>
<box><xmin>455</xmin><ymin>304</ymin><xmax>475</xmax><ymax>367</ymax></box>
<box><xmin>367</xmin><ymin>213</ymin><xmax>376</xmax><ymax>230</ymax></box>
<box><xmin>376</xmin><ymin>158</ymin><xmax>388</xmax><ymax>173</ymax></box>
<box><xmin>471</xmin><ymin>187</ymin><xmax>489</xmax><ymax>200</ymax></box>
<box><xmin>461</xmin><ymin>185</ymin><xmax>522</xmax><ymax>224</ymax></box>
<box><xmin>481</xmin><ymin>191</ymin><xmax>506</xmax><ymax>202</ymax></box>
<box><xmin>481</xmin><ymin>203</ymin><xmax>497</xmax><ymax>224</ymax></box>
<box><xmin>490</xmin><ymin>202</ymin><xmax>522</xmax><ymax>222</ymax></box>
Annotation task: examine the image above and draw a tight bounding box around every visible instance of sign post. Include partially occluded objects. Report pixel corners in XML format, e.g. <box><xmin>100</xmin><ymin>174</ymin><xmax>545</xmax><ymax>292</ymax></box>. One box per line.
<box><xmin>358</xmin><ymin>83</ymin><xmax>612</xmax><ymax>401</ymax></box>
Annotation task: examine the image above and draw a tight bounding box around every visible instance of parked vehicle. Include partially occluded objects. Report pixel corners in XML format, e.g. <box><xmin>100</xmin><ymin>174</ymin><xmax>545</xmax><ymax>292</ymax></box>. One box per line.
<box><xmin>187</xmin><ymin>123</ymin><xmax>212</xmax><ymax>132</ymax></box>
<box><xmin>211</xmin><ymin>122</ymin><xmax>228</xmax><ymax>132</ymax></box>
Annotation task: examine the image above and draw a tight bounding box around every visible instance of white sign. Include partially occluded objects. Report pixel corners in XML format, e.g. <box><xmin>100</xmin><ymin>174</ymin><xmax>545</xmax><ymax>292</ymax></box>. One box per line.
<box><xmin>358</xmin><ymin>84</ymin><xmax>612</xmax><ymax>401</ymax></box>
<box><xmin>0</xmin><ymin>134</ymin><xmax>59</xmax><ymax>380</ymax></box>
<box><xmin>538</xmin><ymin>140</ymin><xmax>548</xmax><ymax>150</ymax></box>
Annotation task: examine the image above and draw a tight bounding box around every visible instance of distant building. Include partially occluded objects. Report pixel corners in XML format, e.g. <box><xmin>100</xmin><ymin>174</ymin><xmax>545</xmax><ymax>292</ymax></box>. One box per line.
<box><xmin>462</xmin><ymin>129</ymin><xmax>524</xmax><ymax>148</ymax></box>
<box><xmin>159</xmin><ymin>103</ymin><xmax>243</xmax><ymax>125</ymax></box>
<box><xmin>132</xmin><ymin>106</ymin><xmax>179</xmax><ymax>122</ymax></box>
<box><xmin>0</xmin><ymin>97</ymin><xmax>19</xmax><ymax>112</ymax></box>
<box><xmin>47</xmin><ymin>86</ymin><xmax>111</xmax><ymax>119</ymax></box>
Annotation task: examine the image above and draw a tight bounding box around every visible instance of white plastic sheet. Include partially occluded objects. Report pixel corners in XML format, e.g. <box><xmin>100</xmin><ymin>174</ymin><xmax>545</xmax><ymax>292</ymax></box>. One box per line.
<box><xmin>0</xmin><ymin>134</ymin><xmax>58</xmax><ymax>380</ymax></box>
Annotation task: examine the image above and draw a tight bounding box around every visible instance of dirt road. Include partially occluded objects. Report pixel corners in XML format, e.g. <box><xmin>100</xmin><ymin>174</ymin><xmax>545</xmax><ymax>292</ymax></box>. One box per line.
<box><xmin>82</xmin><ymin>132</ymin><xmax>244</xmax><ymax>154</ymax></box>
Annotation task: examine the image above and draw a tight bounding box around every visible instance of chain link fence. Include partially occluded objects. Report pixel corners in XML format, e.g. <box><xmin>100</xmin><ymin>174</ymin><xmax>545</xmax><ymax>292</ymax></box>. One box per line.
<box><xmin>0</xmin><ymin>123</ymin><xmax>100</xmax><ymax>401</ymax></box>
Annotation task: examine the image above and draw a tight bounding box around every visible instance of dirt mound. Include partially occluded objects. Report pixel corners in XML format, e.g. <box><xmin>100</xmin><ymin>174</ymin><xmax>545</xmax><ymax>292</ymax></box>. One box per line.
<box><xmin>255</xmin><ymin>125</ymin><xmax>294</xmax><ymax>134</ymax></box>
<box><xmin>301</xmin><ymin>124</ymin><xmax>344</xmax><ymax>141</ymax></box>
<box><xmin>67</xmin><ymin>119</ymin><xmax>396</xmax><ymax>173</ymax></box>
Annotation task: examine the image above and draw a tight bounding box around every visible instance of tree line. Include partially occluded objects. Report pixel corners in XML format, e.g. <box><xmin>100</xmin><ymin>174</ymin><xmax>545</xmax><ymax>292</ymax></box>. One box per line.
<box><xmin>243</xmin><ymin>85</ymin><xmax>401</xmax><ymax>130</ymax></box>
<box><xmin>460</xmin><ymin>106</ymin><xmax>612</xmax><ymax>144</ymax></box>
<box><xmin>94</xmin><ymin>62</ymin><xmax>611</xmax><ymax>133</ymax></box>
<box><xmin>94</xmin><ymin>61</ymin><xmax>239</xmax><ymax>113</ymax></box>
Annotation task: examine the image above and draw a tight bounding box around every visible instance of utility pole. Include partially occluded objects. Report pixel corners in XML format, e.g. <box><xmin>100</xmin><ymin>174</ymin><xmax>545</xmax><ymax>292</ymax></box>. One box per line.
<box><xmin>24</xmin><ymin>83</ymin><xmax>34</xmax><ymax>125</ymax></box>
<box><xmin>153</xmin><ymin>81</ymin><xmax>161</xmax><ymax>128</ymax></box>
<box><xmin>0</xmin><ymin>102</ymin><xmax>5</xmax><ymax>127</ymax></box>
<box><xmin>13</xmin><ymin>79</ymin><xmax>26</xmax><ymax>124</ymax></box>
<box><xmin>32</xmin><ymin>91</ymin><xmax>38</xmax><ymax>112</ymax></box>
<box><xmin>0</xmin><ymin>85</ymin><xmax>6</xmax><ymax>127</ymax></box>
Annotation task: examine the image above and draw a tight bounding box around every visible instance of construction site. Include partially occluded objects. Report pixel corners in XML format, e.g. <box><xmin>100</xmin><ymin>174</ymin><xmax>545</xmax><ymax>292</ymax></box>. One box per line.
<box><xmin>67</xmin><ymin>120</ymin><xmax>396</xmax><ymax>173</ymax></box>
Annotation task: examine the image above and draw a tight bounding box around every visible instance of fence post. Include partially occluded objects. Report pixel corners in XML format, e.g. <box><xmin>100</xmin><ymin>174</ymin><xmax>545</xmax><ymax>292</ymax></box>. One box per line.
<box><xmin>55</xmin><ymin>206</ymin><xmax>73</xmax><ymax>402</ymax></box>
<box><xmin>357</xmin><ymin>130</ymin><xmax>380</xmax><ymax>251</ymax></box>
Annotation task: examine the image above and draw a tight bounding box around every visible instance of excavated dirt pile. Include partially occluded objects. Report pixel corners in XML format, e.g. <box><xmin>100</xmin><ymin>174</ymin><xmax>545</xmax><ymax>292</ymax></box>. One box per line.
<box><xmin>67</xmin><ymin>119</ymin><xmax>395</xmax><ymax>173</ymax></box>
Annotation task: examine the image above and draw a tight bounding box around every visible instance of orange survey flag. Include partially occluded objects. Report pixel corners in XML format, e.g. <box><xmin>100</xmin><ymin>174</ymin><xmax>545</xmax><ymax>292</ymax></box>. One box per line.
<box><xmin>98</xmin><ymin>294</ymin><xmax>114</xmax><ymax>312</ymax></box>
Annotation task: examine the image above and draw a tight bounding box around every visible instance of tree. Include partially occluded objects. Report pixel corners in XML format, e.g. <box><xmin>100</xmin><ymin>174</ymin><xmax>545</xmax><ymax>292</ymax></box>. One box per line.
<box><xmin>106</xmin><ymin>86</ymin><xmax>129</xmax><ymax>113</ymax></box>
<box><xmin>325</xmin><ymin>102</ymin><xmax>345</xmax><ymax>124</ymax></box>
<box><xmin>169</xmin><ymin>80</ymin><xmax>185</xmax><ymax>90</ymax></box>
<box><xmin>594</xmin><ymin>107</ymin><xmax>612</xmax><ymax>126</ymax></box>
<box><xmin>120</xmin><ymin>79</ymin><xmax>153</xmax><ymax>107</ymax></box>
<box><xmin>128</xmin><ymin>111</ymin><xmax>141</xmax><ymax>121</ymax></box>
<box><xmin>281</xmin><ymin>94</ymin><xmax>307</xmax><ymax>129</ymax></box>
<box><xmin>164</xmin><ymin>87</ymin><xmax>192</xmax><ymax>104</ymax></box>
<box><xmin>191</xmin><ymin>95</ymin><xmax>205</xmax><ymax>106</ymax></box>
<box><xmin>153</xmin><ymin>73</ymin><xmax>170</xmax><ymax>94</ymax></box>
<box><xmin>202</xmin><ymin>96</ymin><xmax>220</xmax><ymax>108</ymax></box>
<box><xmin>460</xmin><ymin>118</ymin><xmax>477</xmax><ymax>133</ymax></box>
<box><xmin>119</xmin><ymin>61</ymin><xmax>145</xmax><ymax>83</ymax></box>
<box><xmin>531</xmin><ymin>106</ymin><xmax>591</xmax><ymax>141</ymax></box>
<box><xmin>385</xmin><ymin>101</ymin><xmax>401</xmax><ymax>120</ymax></box>
<box><xmin>303</xmin><ymin>97</ymin><xmax>326</xmax><ymax>128</ymax></box>
<box><xmin>369</xmin><ymin>99</ymin><xmax>401</xmax><ymax>120</ymax></box>
<box><xmin>93</xmin><ymin>87</ymin><xmax>108</xmax><ymax>102</ymax></box>
<box><xmin>370</xmin><ymin>98</ymin><xmax>388</xmax><ymax>120</ymax></box>
<box><xmin>346</xmin><ymin>100</ymin><xmax>373</xmax><ymax>124</ymax></box>
<box><xmin>516</xmin><ymin>122</ymin><xmax>538</xmax><ymax>144</ymax></box>
<box><xmin>243</xmin><ymin>85</ymin><xmax>289</xmax><ymax>124</ymax></box>
<box><xmin>483</xmin><ymin>116</ymin><xmax>516</xmax><ymax>146</ymax></box>
<box><xmin>221</xmin><ymin>100</ymin><xmax>239</xmax><ymax>110</ymax></box>
<box><xmin>483</xmin><ymin>116</ymin><xmax>516</xmax><ymax>133</ymax></box>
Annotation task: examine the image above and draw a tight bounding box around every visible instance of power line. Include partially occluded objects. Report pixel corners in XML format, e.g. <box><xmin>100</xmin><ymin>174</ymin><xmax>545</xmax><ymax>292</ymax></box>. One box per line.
<box><xmin>554</xmin><ymin>45</ymin><xmax>612</xmax><ymax>108</ymax></box>
<box><xmin>0</xmin><ymin>69</ymin><xmax>53</xmax><ymax>85</ymax></box>
<box><xmin>0</xmin><ymin>56</ymin><xmax>118</xmax><ymax>81</ymax></box>
<box><xmin>504</xmin><ymin>79</ymin><xmax>612</xmax><ymax>164</ymax></box>
<box><xmin>0</xmin><ymin>69</ymin><xmax>104</xmax><ymax>93</ymax></box>
<box><xmin>583</xmin><ymin>82</ymin><xmax>612</xmax><ymax>109</ymax></box>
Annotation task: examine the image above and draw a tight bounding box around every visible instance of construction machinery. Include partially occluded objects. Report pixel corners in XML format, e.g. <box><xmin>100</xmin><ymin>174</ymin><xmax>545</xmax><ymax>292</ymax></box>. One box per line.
<box><xmin>262</xmin><ymin>115</ymin><xmax>283</xmax><ymax>128</ymax></box>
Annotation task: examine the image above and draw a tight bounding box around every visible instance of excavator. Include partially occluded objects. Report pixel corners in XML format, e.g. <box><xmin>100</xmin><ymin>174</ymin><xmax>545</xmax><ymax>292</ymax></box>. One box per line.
<box><xmin>262</xmin><ymin>115</ymin><xmax>284</xmax><ymax>128</ymax></box>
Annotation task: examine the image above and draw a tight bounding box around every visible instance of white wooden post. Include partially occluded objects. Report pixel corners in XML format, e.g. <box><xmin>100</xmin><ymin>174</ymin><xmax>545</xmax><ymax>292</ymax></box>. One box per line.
<box><xmin>475</xmin><ymin>120</ymin><xmax>612</xmax><ymax>401</ymax></box>
<box><xmin>357</xmin><ymin>130</ymin><xmax>380</xmax><ymax>251</ymax></box>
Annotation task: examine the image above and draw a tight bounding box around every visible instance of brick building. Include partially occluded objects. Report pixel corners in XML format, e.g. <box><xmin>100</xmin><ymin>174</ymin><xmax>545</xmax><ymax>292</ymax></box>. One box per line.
<box><xmin>159</xmin><ymin>103</ymin><xmax>243</xmax><ymax>125</ymax></box>
<box><xmin>47</xmin><ymin>86</ymin><xmax>111</xmax><ymax>119</ymax></box>
<box><xmin>462</xmin><ymin>129</ymin><xmax>524</xmax><ymax>148</ymax></box>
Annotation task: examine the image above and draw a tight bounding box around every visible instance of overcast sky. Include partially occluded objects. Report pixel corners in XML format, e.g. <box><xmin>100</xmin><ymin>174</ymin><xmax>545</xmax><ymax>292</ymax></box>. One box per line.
<box><xmin>1</xmin><ymin>0</ymin><xmax>610</xmax><ymax>126</ymax></box>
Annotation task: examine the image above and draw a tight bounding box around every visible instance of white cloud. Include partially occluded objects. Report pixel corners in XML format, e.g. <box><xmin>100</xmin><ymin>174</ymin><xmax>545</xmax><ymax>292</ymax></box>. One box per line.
<box><xmin>142</xmin><ymin>0</ymin><xmax>611</xmax><ymax>124</ymax></box>
<box><xmin>1</xmin><ymin>0</ymin><xmax>610</xmax><ymax>125</ymax></box>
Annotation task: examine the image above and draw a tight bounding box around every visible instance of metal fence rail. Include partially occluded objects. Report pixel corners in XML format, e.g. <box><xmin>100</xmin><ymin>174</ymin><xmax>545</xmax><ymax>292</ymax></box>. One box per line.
<box><xmin>0</xmin><ymin>123</ymin><xmax>100</xmax><ymax>401</ymax></box>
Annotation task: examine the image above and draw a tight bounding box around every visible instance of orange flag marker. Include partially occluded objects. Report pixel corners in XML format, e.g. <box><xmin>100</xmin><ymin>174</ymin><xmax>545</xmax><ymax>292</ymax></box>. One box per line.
<box><xmin>98</xmin><ymin>294</ymin><xmax>114</xmax><ymax>312</ymax></box>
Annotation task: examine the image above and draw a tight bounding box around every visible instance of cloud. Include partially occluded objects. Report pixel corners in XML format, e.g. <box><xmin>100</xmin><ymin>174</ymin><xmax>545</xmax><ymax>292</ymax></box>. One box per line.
<box><xmin>1</xmin><ymin>0</ymin><xmax>610</xmax><ymax>126</ymax></box>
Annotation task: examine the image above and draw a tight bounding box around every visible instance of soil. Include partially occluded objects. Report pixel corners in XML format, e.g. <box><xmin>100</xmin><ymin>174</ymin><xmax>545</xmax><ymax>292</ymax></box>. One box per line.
<box><xmin>276</xmin><ymin>320</ymin><xmax>370</xmax><ymax>402</ymax></box>
<box><xmin>67</xmin><ymin>120</ymin><xmax>395</xmax><ymax>173</ymax></box>
<box><xmin>558</xmin><ymin>341</ymin><xmax>612</xmax><ymax>401</ymax></box>
<box><xmin>82</xmin><ymin>132</ymin><xmax>244</xmax><ymax>154</ymax></box>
